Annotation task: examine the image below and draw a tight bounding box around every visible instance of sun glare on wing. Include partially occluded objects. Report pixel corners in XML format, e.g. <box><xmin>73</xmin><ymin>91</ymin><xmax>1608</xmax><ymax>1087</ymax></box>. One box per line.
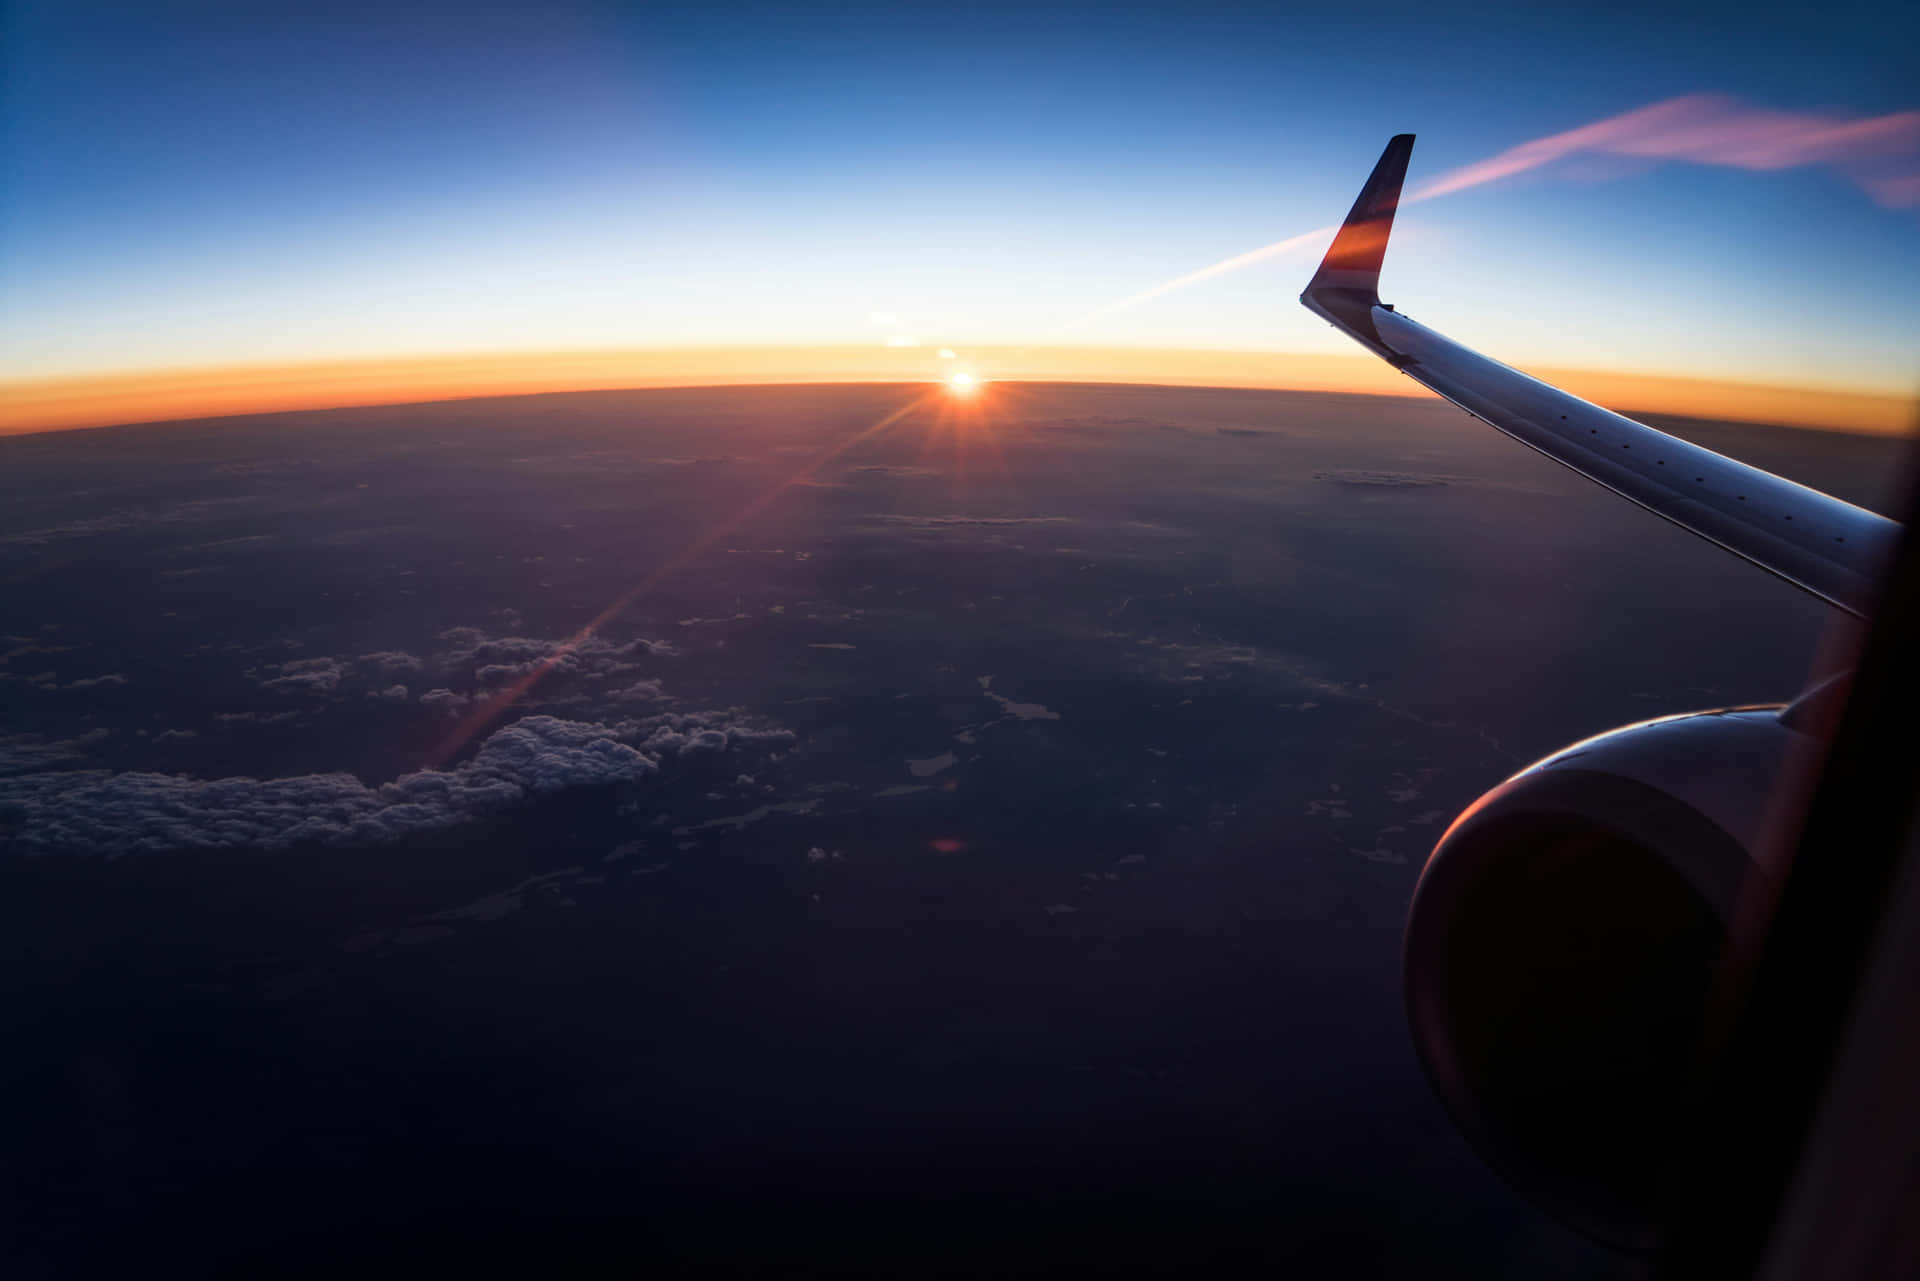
<box><xmin>947</xmin><ymin>371</ymin><xmax>978</xmax><ymax>395</ymax></box>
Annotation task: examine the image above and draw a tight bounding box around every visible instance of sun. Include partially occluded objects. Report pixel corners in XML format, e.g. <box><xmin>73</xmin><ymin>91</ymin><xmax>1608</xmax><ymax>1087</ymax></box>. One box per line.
<box><xmin>947</xmin><ymin>371</ymin><xmax>978</xmax><ymax>395</ymax></box>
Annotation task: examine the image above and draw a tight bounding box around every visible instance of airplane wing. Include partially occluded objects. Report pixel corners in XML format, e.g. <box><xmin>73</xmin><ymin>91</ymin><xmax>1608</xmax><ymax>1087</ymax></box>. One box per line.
<box><xmin>1301</xmin><ymin>135</ymin><xmax>1901</xmax><ymax>618</ymax></box>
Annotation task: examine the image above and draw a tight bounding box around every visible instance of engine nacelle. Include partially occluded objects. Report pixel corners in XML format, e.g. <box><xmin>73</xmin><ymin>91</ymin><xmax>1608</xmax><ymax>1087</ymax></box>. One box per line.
<box><xmin>1403</xmin><ymin>705</ymin><xmax>1822</xmax><ymax>1250</ymax></box>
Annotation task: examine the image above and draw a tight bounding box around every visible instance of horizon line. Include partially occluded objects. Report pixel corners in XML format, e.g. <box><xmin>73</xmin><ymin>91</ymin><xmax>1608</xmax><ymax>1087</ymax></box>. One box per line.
<box><xmin>2</xmin><ymin>344</ymin><xmax>1913</xmax><ymax>438</ymax></box>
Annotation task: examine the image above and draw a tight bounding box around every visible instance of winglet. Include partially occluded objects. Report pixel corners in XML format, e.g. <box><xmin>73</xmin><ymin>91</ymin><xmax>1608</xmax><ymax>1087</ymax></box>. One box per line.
<box><xmin>1300</xmin><ymin>134</ymin><xmax>1414</xmax><ymax>357</ymax></box>
<box><xmin>1295</xmin><ymin>132</ymin><xmax>1899</xmax><ymax>617</ymax></box>
<box><xmin>1305</xmin><ymin>133</ymin><xmax>1414</xmax><ymax>300</ymax></box>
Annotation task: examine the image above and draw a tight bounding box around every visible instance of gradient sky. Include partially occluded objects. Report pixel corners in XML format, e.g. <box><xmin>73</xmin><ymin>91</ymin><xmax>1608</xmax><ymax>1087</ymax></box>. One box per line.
<box><xmin>4</xmin><ymin>0</ymin><xmax>1917</xmax><ymax>398</ymax></box>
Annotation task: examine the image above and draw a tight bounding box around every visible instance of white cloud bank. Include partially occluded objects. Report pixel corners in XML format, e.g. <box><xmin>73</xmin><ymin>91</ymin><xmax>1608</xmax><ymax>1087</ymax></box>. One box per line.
<box><xmin>0</xmin><ymin>711</ymin><xmax>791</xmax><ymax>857</ymax></box>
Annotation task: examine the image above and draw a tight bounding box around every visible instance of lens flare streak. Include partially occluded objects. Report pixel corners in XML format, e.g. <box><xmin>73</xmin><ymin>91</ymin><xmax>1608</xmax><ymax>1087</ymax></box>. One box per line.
<box><xmin>424</xmin><ymin>388</ymin><xmax>944</xmax><ymax>767</ymax></box>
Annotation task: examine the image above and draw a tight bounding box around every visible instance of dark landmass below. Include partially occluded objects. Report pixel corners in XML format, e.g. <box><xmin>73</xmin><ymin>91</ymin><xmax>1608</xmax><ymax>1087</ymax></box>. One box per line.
<box><xmin>0</xmin><ymin>383</ymin><xmax>1904</xmax><ymax>1278</ymax></box>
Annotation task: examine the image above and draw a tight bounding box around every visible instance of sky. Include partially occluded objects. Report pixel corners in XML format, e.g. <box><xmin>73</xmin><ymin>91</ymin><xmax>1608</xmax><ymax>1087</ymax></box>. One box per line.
<box><xmin>3</xmin><ymin>0</ymin><xmax>1917</xmax><ymax>430</ymax></box>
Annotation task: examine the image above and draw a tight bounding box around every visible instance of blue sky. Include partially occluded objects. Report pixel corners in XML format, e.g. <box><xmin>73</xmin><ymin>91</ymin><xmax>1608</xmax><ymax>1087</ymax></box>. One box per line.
<box><xmin>4</xmin><ymin>0</ymin><xmax>1917</xmax><ymax>391</ymax></box>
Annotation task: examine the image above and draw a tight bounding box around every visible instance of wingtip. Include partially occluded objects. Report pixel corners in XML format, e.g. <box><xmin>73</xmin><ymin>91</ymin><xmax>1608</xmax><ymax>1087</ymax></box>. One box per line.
<box><xmin>1304</xmin><ymin>134</ymin><xmax>1416</xmax><ymax>302</ymax></box>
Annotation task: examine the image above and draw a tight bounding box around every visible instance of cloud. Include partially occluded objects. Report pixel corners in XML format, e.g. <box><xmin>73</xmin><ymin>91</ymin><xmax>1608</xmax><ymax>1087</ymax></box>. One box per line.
<box><xmin>850</xmin><ymin>465</ymin><xmax>943</xmax><ymax>478</ymax></box>
<box><xmin>257</xmin><ymin>656</ymin><xmax>350</xmax><ymax>696</ymax></box>
<box><xmin>66</xmin><ymin>673</ymin><xmax>127</xmax><ymax>689</ymax></box>
<box><xmin>883</xmin><ymin>335</ymin><xmax>921</xmax><ymax>348</ymax></box>
<box><xmin>215</xmin><ymin>627</ymin><xmax>682</xmax><ymax>725</ymax></box>
<box><xmin>1314</xmin><ymin>470</ymin><xmax>1453</xmax><ymax>488</ymax></box>
<box><xmin>397</xmin><ymin>865</ymin><xmax>594</xmax><ymax>935</ymax></box>
<box><xmin>436</xmin><ymin>629</ymin><xmax>550</xmax><ymax>666</ymax></box>
<box><xmin>435</xmin><ymin>628</ymin><xmax>672</xmax><ymax>682</ymax></box>
<box><xmin>609</xmin><ymin>679</ymin><xmax>667</xmax><ymax>704</ymax></box>
<box><xmin>669</xmin><ymin>798</ymin><xmax>818</xmax><ymax>835</ymax></box>
<box><xmin>978</xmin><ymin>675</ymin><xmax>1060</xmax><ymax>722</ymax></box>
<box><xmin>216</xmin><ymin>709</ymin><xmax>299</xmax><ymax>725</ymax></box>
<box><xmin>0</xmin><ymin>731</ymin><xmax>107</xmax><ymax>777</ymax></box>
<box><xmin>632</xmin><ymin>710</ymin><xmax>793</xmax><ymax>758</ymax></box>
<box><xmin>420</xmin><ymin>688</ymin><xmax>472</xmax><ymax>717</ymax></box>
<box><xmin>0</xmin><ymin>640</ymin><xmax>69</xmax><ymax>662</ymax></box>
<box><xmin>0</xmin><ymin>497</ymin><xmax>264</xmax><ymax>547</ymax></box>
<box><xmin>906</xmin><ymin>752</ymin><xmax>956</xmax><ymax>778</ymax></box>
<box><xmin>0</xmin><ymin>711</ymin><xmax>794</xmax><ymax>856</ymax></box>
<box><xmin>1348</xmin><ymin>845</ymin><xmax>1407</xmax><ymax>865</ymax></box>
<box><xmin>867</xmin><ymin>514</ymin><xmax>1073</xmax><ymax>528</ymax></box>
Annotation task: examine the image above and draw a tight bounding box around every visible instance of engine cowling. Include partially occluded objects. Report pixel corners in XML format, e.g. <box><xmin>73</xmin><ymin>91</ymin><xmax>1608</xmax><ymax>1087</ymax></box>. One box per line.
<box><xmin>1403</xmin><ymin>704</ymin><xmax>1824</xmax><ymax>1250</ymax></box>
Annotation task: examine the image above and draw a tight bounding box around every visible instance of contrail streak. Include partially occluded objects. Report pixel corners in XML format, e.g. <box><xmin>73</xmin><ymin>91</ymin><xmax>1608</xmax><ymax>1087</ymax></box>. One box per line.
<box><xmin>1063</xmin><ymin>226</ymin><xmax>1335</xmax><ymax>330</ymax></box>
<box><xmin>1407</xmin><ymin>93</ymin><xmax>1920</xmax><ymax>204</ymax></box>
<box><xmin>1064</xmin><ymin>94</ymin><xmax>1920</xmax><ymax>330</ymax></box>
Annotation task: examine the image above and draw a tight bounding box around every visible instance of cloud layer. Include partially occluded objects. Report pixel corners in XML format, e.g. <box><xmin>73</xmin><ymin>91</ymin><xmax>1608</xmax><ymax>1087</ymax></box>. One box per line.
<box><xmin>0</xmin><ymin>711</ymin><xmax>792</xmax><ymax>856</ymax></box>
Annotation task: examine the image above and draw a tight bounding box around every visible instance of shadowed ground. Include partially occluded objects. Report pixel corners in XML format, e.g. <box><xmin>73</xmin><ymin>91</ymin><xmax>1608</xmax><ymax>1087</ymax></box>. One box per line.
<box><xmin>0</xmin><ymin>383</ymin><xmax>1906</xmax><ymax>1277</ymax></box>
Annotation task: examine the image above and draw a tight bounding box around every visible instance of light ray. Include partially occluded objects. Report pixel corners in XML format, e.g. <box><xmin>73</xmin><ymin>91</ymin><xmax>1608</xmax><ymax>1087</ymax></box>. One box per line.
<box><xmin>423</xmin><ymin>388</ymin><xmax>942</xmax><ymax>768</ymax></box>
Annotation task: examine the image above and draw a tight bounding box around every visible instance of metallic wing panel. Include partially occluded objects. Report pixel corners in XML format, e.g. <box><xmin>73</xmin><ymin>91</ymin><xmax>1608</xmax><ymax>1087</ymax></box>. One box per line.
<box><xmin>1301</xmin><ymin>136</ymin><xmax>1900</xmax><ymax>617</ymax></box>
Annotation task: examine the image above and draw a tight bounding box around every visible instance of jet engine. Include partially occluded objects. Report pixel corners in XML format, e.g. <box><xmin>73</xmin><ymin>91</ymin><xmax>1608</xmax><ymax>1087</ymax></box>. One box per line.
<box><xmin>1402</xmin><ymin>696</ymin><xmax>1832</xmax><ymax>1249</ymax></box>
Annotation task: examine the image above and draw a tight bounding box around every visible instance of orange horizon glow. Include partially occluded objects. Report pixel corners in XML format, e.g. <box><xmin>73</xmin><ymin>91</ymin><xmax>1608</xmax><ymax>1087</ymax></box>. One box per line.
<box><xmin>1</xmin><ymin>344</ymin><xmax>1912</xmax><ymax>438</ymax></box>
